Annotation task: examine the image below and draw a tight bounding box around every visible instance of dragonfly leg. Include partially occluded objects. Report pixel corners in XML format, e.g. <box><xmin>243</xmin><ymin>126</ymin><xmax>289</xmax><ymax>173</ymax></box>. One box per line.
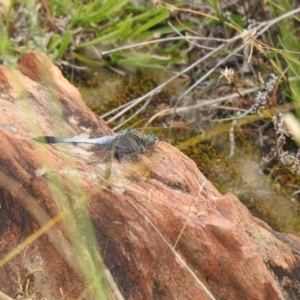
<box><xmin>104</xmin><ymin>139</ymin><xmax>116</xmax><ymax>180</ymax></box>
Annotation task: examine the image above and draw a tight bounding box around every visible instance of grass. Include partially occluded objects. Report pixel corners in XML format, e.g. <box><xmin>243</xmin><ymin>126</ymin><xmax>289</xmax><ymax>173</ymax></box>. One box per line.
<box><xmin>0</xmin><ymin>0</ymin><xmax>189</xmax><ymax>68</ymax></box>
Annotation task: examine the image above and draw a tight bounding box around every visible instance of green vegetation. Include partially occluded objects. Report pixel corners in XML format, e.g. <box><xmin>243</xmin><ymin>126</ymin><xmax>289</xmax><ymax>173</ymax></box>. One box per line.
<box><xmin>0</xmin><ymin>0</ymin><xmax>188</xmax><ymax>68</ymax></box>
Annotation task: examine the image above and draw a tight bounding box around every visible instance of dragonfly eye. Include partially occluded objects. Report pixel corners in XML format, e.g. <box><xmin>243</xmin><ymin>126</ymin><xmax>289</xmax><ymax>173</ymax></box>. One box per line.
<box><xmin>144</xmin><ymin>134</ymin><xmax>159</xmax><ymax>150</ymax></box>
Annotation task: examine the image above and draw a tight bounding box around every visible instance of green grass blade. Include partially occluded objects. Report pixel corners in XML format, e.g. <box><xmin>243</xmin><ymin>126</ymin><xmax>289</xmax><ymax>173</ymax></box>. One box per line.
<box><xmin>129</xmin><ymin>8</ymin><xmax>170</xmax><ymax>38</ymax></box>
<box><xmin>53</xmin><ymin>31</ymin><xmax>73</xmax><ymax>60</ymax></box>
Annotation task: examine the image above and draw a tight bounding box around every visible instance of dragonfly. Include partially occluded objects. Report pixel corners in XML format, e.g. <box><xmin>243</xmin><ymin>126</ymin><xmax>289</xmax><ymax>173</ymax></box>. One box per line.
<box><xmin>33</xmin><ymin>129</ymin><xmax>159</xmax><ymax>180</ymax></box>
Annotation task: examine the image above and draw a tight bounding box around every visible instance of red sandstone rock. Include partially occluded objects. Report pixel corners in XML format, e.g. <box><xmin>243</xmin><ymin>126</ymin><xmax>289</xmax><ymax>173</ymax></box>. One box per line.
<box><xmin>0</xmin><ymin>52</ymin><xmax>299</xmax><ymax>299</ymax></box>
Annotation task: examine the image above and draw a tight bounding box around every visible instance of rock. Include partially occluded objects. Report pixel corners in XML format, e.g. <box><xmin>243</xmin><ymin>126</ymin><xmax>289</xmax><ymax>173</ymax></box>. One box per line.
<box><xmin>0</xmin><ymin>52</ymin><xmax>299</xmax><ymax>299</ymax></box>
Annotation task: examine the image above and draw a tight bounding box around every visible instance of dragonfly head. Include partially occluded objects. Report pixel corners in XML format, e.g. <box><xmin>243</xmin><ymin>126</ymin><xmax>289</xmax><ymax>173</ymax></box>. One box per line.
<box><xmin>144</xmin><ymin>133</ymin><xmax>159</xmax><ymax>150</ymax></box>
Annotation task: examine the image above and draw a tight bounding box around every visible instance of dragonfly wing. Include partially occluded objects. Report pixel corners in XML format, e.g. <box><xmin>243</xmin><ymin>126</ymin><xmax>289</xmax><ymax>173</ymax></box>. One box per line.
<box><xmin>114</xmin><ymin>130</ymin><xmax>143</xmax><ymax>160</ymax></box>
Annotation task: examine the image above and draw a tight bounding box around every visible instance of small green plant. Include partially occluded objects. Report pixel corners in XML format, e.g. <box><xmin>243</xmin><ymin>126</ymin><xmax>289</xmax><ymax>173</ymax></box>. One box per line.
<box><xmin>0</xmin><ymin>0</ymin><xmax>189</xmax><ymax>68</ymax></box>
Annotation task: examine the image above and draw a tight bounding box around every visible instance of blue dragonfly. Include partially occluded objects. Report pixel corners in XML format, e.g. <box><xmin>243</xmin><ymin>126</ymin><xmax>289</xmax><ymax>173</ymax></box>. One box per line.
<box><xmin>33</xmin><ymin>129</ymin><xmax>158</xmax><ymax>179</ymax></box>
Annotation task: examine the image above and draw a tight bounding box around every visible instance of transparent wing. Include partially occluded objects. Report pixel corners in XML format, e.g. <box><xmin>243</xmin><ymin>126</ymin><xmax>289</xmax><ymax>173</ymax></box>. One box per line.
<box><xmin>113</xmin><ymin>130</ymin><xmax>143</xmax><ymax>160</ymax></box>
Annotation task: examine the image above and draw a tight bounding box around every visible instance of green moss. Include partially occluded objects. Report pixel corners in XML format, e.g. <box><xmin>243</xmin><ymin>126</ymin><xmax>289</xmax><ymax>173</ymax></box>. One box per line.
<box><xmin>178</xmin><ymin>128</ymin><xmax>300</xmax><ymax>234</ymax></box>
<box><xmin>73</xmin><ymin>67</ymin><xmax>178</xmax><ymax>128</ymax></box>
